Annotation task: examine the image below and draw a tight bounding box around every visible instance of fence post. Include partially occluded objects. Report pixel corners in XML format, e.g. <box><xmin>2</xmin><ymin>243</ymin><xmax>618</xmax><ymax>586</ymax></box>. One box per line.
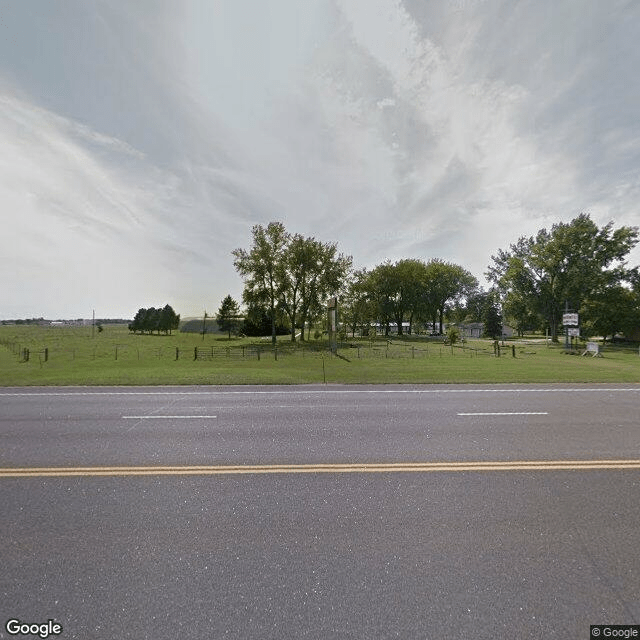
<box><xmin>194</xmin><ymin>347</ymin><xmax>198</xmax><ymax>361</ymax></box>
<box><xmin>257</xmin><ymin>347</ymin><xmax>261</xmax><ymax>361</ymax></box>
<box><xmin>274</xmin><ymin>347</ymin><xmax>278</xmax><ymax>361</ymax></box>
<box><xmin>175</xmin><ymin>347</ymin><xmax>179</xmax><ymax>361</ymax></box>
<box><xmin>44</xmin><ymin>348</ymin><xmax>48</xmax><ymax>362</ymax></box>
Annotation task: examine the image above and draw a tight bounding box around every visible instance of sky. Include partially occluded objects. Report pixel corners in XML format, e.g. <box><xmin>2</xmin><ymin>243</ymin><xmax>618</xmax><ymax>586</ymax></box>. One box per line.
<box><xmin>1</xmin><ymin>0</ymin><xmax>639</xmax><ymax>319</ymax></box>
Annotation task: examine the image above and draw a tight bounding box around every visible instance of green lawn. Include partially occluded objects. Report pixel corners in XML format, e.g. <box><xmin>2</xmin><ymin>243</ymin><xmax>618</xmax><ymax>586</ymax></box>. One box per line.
<box><xmin>0</xmin><ymin>324</ymin><xmax>639</xmax><ymax>386</ymax></box>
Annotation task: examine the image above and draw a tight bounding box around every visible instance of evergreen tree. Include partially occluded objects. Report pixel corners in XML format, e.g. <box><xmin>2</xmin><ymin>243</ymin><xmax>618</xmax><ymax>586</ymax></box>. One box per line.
<box><xmin>483</xmin><ymin>298</ymin><xmax>503</xmax><ymax>339</ymax></box>
<box><xmin>128</xmin><ymin>305</ymin><xmax>179</xmax><ymax>334</ymax></box>
<box><xmin>159</xmin><ymin>304</ymin><xmax>180</xmax><ymax>335</ymax></box>
<box><xmin>216</xmin><ymin>295</ymin><xmax>242</xmax><ymax>339</ymax></box>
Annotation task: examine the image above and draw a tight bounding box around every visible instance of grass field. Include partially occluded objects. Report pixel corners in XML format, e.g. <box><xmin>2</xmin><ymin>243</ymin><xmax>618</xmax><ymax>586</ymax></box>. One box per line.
<box><xmin>1</xmin><ymin>324</ymin><xmax>639</xmax><ymax>386</ymax></box>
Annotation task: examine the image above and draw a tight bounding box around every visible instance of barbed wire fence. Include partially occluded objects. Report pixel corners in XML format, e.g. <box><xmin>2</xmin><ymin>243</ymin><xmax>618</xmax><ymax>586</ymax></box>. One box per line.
<box><xmin>1</xmin><ymin>337</ymin><xmax>499</xmax><ymax>365</ymax></box>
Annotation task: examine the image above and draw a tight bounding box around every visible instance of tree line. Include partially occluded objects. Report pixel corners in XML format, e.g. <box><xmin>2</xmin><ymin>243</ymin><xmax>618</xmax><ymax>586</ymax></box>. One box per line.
<box><xmin>128</xmin><ymin>305</ymin><xmax>180</xmax><ymax>335</ymax></box>
<box><xmin>341</xmin><ymin>259</ymin><xmax>479</xmax><ymax>338</ymax></box>
<box><xmin>130</xmin><ymin>214</ymin><xmax>638</xmax><ymax>344</ymax></box>
<box><xmin>227</xmin><ymin>222</ymin><xmax>496</xmax><ymax>342</ymax></box>
<box><xmin>226</xmin><ymin>215</ymin><xmax>639</xmax><ymax>343</ymax></box>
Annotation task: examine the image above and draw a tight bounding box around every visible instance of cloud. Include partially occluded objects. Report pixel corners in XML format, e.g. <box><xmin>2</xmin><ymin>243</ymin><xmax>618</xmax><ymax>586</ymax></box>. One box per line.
<box><xmin>0</xmin><ymin>93</ymin><xmax>177</xmax><ymax>316</ymax></box>
<box><xmin>259</xmin><ymin>0</ymin><xmax>640</xmax><ymax>273</ymax></box>
<box><xmin>1</xmin><ymin>0</ymin><xmax>639</xmax><ymax>318</ymax></box>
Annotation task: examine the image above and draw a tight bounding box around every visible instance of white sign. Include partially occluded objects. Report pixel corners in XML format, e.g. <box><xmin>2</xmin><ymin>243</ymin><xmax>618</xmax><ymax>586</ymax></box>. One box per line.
<box><xmin>567</xmin><ymin>328</ymin><xmax>580</xmax><ymax>337</ymax></box>
<box><xmin>562</xmin><ymin>313</ymin><xmax>579</xmax><ymax>326</ymax></box>
<box><xmin>582</xmin><ymin>342</ymin><xmax>601</xmax><ymax>357</ymax></box>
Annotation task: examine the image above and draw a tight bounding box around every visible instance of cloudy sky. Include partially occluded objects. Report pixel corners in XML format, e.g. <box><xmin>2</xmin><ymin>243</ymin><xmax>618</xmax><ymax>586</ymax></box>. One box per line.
<box><xmin>1</xmin><ymin>0</ymin><xmax>639</xmax><ymax>319</ymax></box>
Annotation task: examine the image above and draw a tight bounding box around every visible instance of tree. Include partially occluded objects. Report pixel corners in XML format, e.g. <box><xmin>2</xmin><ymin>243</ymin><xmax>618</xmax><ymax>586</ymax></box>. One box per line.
<box><xmin>487</xmin><ymin>214</ymin><xmax>638</xmax><ymax>341</ymax></box>
<box><xmin>364</xmin><ymin>259</ymin><xmax>430</xmax><ymax>335</ymax></box>
<box><xmin>364</xmin><ymin>262</ymin><xmax>395</xmax><ymax>336</ymax></box>
<box><xmin>274</xmin><ymin>233</ymin><xmax>352</xmax><ymax>342</ymax></box>
<box><xmin>341</xmin><ymin>268</ymin><xmax>377</xmax><ymax>337</ymax></box>
<box><xmin>128</xmin><ymin>305</ymin><xmax>179</xmax><ymax>334</ymax></box>
<box><xmin>501</xmin><ymin>289</ymin><xmax>542</xmax><ymax>337</ymax></box>
<box><xmin>352</xmin><ymin>259</ymin><xmax>477</xmax><ymax>336</ymax></box>
<box><xmin>159</xmin><ymin>304</ymin><xmax>180</xmax><ymax>335</ymax></box>
<box><xmin>295</xmin><ymin>238</ymin><xmax>352</xmax><ymax>342</ymax></box>
<box><xmin>216</xmin><ymin>295</ymin><xmax>241</xmax><ymax>339</ymax></box>
<box><xmin>581</xmin><ymin>285</ymin><xmax>639</xmax><ymax>342</ymax></box>
<box><xmin>483</xmin><ymin>294</ymin><xmax>503</xmax><ymax>339</ymax></box>
<box><xmin>233</xmin><ymin>222</ymin><xmax>289</xmax><ymax>346</ymax></box>
<box><xmin>422</xmin><ymin>260</ymin><xmax>479</xmax><ymax>334</ymax></box>
<box><xmin>143</xmin><ymin>307</ymin><xmax>160</xmax><ymax>334</ymax></box>
<box><xmin>129</xmin><ymin>308</ymin><xmax>146</xmax><ymax>333</ymax></box>
<box><xmin>240</xmin><ymin>302</ymin><xmax>289</xmax><ymax>337</ymax></box>
<box><xmin>233</xmin><ymin>223</ymin><xmax>352</xmax><ymax>343</ymax></box>
<box><xmin>446</xmin><ymin>325</ymin><xmax>460</xmax><ymax>346</ymax></box>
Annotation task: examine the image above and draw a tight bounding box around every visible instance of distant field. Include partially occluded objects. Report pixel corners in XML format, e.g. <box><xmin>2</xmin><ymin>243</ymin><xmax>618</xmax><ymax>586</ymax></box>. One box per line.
<box><xmin>0</xmin><ymin>324</ymin><xmax>639</xmax><ymax>386</ymax></box>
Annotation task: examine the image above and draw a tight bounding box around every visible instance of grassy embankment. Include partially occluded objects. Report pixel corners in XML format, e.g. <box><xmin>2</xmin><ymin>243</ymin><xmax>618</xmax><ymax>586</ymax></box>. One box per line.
<box><xmin>0</xmin><ymin>324</ymin><xmax>639</xmax><ymax>386</ymax></box>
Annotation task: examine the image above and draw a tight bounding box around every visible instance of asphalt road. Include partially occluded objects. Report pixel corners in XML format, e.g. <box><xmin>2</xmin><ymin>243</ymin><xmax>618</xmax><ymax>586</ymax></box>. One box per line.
<box><xmin>1</xmin><ymin>384</ymin><xmax>640</xmax><ymax>639</ymax></box>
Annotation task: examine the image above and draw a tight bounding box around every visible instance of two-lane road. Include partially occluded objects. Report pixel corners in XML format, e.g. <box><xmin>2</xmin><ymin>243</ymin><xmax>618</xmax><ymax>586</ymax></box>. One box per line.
<box><xmin>1</xmin><ymin>384</ymin><xmax>640</xmax><ymax>639</ymax></box>
<box><xmin>1</xmin><ymin>383</ymin><xmax>639</xmax><ymax>467</ymax></box>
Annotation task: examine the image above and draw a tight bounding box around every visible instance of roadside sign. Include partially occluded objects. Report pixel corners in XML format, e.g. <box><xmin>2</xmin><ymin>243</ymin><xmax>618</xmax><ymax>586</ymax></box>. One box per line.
<box><xmin>562</xmin><ymin>313</ymin><xmax>579</xmax><ymax>326</ymax></box>
<box><xmin>567</xmin><ymin>328</ymin><xmax>580</xmax><ymax>337</ymax></box>
<box><xmin>327</xmin><ymin>298</ymin><xmax>338</xmax><ymax>353</ymax></box>
<box><xmin>582</xmin><ymin>342</ymin><xmax>601</xmax><ymax>357</ymax></box>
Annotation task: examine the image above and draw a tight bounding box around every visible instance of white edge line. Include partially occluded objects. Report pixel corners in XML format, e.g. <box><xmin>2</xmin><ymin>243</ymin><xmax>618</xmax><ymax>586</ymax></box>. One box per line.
<box><xmin>122</xmin><ymin>416</ymin><xmax>217</xmax><ymax>419</ymax></box>
<box><xmin>458</xmin><ymin>412</ymin><xmax>549</xmax><ymax>416</ymax></box>
<box><xmin>1</xmin><ymin>388</ymin><xmax>639</xmax><ymax>396</ymax></box>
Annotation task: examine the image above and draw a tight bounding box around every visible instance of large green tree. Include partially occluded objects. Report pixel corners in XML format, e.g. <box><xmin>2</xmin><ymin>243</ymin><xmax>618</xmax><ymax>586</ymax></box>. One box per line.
<box><xmin>278</xmin><ymin>234</ymin><xmax>352</xmax><ymax>342</ymax></box>
<box><xmin>581</xmin><ymin>285</ymin><xmax>640</xmax><ymax>342</ymax></box>
<box><xmin>233</xmin><ymin>222</ymin><xmax>289</xmax><ymax>346</ymax></box>
<box><xmin>365</xmin><ymin>259</ymin><xmax>431</xmax><ymax>335</ymax></box>
<box><xmin>422</xmin><ymin>259</ymin><xmax>479</xmax><ymax>334</ymax></box>
<box><xmin>341</xmin><ymin>268</ymin><xmax>378</xmax><ymax>337</ymax></box>
<box><xmin>233</xmin><ymin>223</ymin><xmax>352</xmax><ymax>343</ymax></box>
<box><xmin>350</xmin><ymin>259</ymin><xmax>477</xmax><ymax>336</ymax></box>
<box><xmin>487</xmin><ymin>214</ymin><xmax>638</xmax><ymax>341</ymax></box>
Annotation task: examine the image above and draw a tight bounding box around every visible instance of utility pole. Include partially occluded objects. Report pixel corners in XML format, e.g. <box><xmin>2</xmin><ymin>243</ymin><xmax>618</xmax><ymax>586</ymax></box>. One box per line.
<box><xmin>92</xmin><ymin>309</ymin><xmax>95</xmax><ymax>339</ymax></box>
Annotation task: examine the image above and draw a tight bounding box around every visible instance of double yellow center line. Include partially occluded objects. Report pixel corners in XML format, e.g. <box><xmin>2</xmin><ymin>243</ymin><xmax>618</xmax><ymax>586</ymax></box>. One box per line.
<box><xmin>2</xmin><ymin>459</ymin><xmax>640</xmax><ymax>477</ymax></box>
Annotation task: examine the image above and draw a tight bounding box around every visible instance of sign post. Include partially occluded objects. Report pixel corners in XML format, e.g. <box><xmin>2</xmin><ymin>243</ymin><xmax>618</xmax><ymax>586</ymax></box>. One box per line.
<box><xmin>562</xmin><ymin>311</ymin><xmax>579</xmax><ymax>350</ymax></box>
<box><xmin>327</xmin><ymin>297</ymin><xmax>337</xmax><ymax>355</ymax></box>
